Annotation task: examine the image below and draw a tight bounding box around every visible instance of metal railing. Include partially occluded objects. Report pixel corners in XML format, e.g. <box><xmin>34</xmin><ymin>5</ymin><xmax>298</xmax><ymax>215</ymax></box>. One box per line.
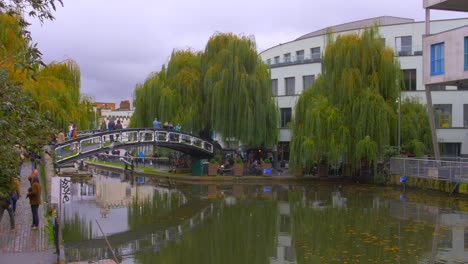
<box><xmin>54</xmin><ymin>128</ymin><xmax>214</xmax><ymax>166</ymax></box>
<box><xmin>390</xmin><ymin>157</ymin><xmax>468</xmax><ymax>183</ymax></box>
<box><xmin>266</xmin><ymin>54</ymin><xmax>321</xmax><ymax>68</ymax></box>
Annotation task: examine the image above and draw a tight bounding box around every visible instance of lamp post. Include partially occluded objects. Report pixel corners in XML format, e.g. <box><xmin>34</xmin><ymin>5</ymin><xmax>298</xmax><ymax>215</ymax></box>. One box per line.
<box><xmin>397</xmin><ymin>97</ymin><xmax>401</xmax><ymax>154</ymax></box>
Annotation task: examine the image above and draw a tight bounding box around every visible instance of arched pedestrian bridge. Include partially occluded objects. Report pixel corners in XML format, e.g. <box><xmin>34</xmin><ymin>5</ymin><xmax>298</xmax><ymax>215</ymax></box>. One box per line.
<box><xmin>54</xmin><ymin>128</ymin><xmax>214</xmax><ymax>167</ymax></box>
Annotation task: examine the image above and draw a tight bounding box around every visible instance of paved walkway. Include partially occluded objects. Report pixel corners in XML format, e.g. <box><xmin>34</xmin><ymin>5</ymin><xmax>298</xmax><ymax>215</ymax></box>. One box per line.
<box><xmin>0</xmin><ymin>162</ymin><xmax>59</xmax><ymax>264</ymax></box>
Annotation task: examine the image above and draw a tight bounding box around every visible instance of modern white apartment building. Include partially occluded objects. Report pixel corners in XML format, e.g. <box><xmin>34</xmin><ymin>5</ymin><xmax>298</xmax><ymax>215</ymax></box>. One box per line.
<box><xmin>259</xmin><ymin>14</ymin><xmax>468</xmax><ymax>159</ymax></box>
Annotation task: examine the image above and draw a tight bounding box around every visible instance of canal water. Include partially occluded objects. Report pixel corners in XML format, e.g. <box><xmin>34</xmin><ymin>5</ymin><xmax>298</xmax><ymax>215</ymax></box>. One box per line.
<box><xmin>62</xmin><ymin>168</ymin><xmax>468</xmax><ymax>264</ymax></box>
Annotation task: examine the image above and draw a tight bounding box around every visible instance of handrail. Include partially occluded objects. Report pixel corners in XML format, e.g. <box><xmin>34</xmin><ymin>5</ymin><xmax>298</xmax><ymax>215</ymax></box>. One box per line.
<box><xmin>54</xmin><ymin>128</ymin><xmax>214</xmax><ymax>166</ymax></box>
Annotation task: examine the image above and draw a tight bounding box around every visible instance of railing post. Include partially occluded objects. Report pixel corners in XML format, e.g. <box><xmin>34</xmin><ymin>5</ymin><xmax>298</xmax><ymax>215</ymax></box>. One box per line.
<box><xmin>417</xmin><ymin>159</ymin><xmax>420</xmax><ymax>177</ymax></box>
<box><xmin>403</xmin><ymin>158</ymin><xmax>406</xmax><ymax>177</ymax></box>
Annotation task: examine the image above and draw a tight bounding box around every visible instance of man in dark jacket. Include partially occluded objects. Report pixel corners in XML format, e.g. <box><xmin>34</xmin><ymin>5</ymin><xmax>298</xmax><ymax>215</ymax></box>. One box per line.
<box><xmin>0</xmin><ymin>193</ymin><xmax>16</xmax><ymax>232</ymax></box>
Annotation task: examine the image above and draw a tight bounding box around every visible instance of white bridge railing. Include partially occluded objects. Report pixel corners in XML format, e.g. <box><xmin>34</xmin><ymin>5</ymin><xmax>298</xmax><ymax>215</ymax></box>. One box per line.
<box><xmin>390</xmin><ymin>157</ymin><xmax>468</xmax><ymax>183</ymax></box>
<box><xmin>55</xmin><ymin>129</ymin><xmax>214</xmax><ymax>165</ymax></box>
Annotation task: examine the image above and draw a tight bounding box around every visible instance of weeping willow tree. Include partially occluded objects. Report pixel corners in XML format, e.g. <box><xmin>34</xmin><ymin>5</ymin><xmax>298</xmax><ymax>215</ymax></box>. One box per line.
<box><xmin>0</xmin><ymin>12</ymin><xmax>92</xmax><ymax>195</ymax></box>
<box><xmin>400</xmin><ymin>98</ymin><xmax>432</xmax><ymax>157</ymax></box>
<box><xmin>132</xmin><ymin>33</ymin><xmax>278</xmax><ymax>147</ymax></box>
<box><xmin>290</xmin><ymin>27</ymin><xmax>401</xmax><ymax>173</ymax></box>
<box><xmin>131</xmin><ymin>50</ymin><xmax>203</xmax><ymax>133</ymax></box>
<box><xmin>23</xmin><ymin>59</ymin><xmax>94</xmax><ymax>131</ymax></box>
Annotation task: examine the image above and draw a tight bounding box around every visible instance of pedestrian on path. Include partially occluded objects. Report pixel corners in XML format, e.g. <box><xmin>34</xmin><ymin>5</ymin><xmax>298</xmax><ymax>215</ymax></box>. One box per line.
<box><xmin>0</xmin><ymin>194</ymin><xmax>16</xmax><ymax>232</ymax></box>
<box><xmin>28</xmin><ymin>168</ymin><xmax>38</xmax><ymax>186</ymax></box>
<box><xmin>26</xmin><ymin>176</ymin><xmax>41</xmax><ymax>229</ymax></box>
<box><xmin>10</xmin><ymin>176</ymin><xmax>21</xmax><ymax>215</ymax></box>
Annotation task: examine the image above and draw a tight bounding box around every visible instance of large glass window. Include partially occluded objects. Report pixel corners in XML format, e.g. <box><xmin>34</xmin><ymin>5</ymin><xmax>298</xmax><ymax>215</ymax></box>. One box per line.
<box><xmin>431</xmin><ymin>42</ymin><xmax>444</xmax><ymax>75</ymax></box>
<box><xmin>311</xmin><ymin>47</ymin><xmax>320</xmax><ymax>61</ymax></box>
<box><xmin>280</xmin><ymin>108</ymin><xmax>292</xmax><ymax>128</ymax></box>
<box><xmin>402</xmin><ymin>69</ymin><xmax>416</xmax><ymax>91</ymax></box>
<box><xmin>464</xmin><ymin>36</ymin><xmax>468</xmax><ymax>70</ymax></box>
<box><xmin>434</xmin><ymin>104</ymin><xmax>452</xmax><ymax>128</ymax></box>
<box><xmin>303</xmin><ymin>75</ymin><xmax>315</xmax><ymax>90</ymax></box>
<box><xmin>395</xmin><ymin>36</ymin><xmax>412</xmax><ymax>56</ymax></box>
<box><xmin>271</xmin><ymin>79</ymin><xmax>278</xmax><ymax>96</ymax></box>
<box><xmin>285</xmin><ymin>77</ymin><xmax>295</xmax><ymax>95</ymax></box>
<box><xmin>274</xmin><ymin>56</ymin><xmax>280</xmax><ymax>64</ymax></box>
<box><xmin>284</xmin><ymin>53</ymin><xmax>291</xmax><ymax>63</ymax></box>
<box><xmin>296</xmin><ymin>50</ymin><xmax>304</xmax><ymax>62</ymax></box>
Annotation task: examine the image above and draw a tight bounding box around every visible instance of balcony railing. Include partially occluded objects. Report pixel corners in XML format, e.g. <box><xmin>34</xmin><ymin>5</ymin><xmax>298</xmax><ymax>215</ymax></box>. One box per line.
<box><xmin>395</xmin><ymin>45</ymin><xmax>423</xmax><ymax>57</ymax></box>
<box><xmin>266</xmin><ymin>54</ymin><xmax>321</xmax><ymax>68</ymax></box>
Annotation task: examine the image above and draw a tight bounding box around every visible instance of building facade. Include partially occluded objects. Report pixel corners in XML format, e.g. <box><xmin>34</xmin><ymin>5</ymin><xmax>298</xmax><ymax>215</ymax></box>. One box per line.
<box><xmin>259</xmin><ymin>15</ymin><xmax>468</xmax><ymax>158</ymax></box>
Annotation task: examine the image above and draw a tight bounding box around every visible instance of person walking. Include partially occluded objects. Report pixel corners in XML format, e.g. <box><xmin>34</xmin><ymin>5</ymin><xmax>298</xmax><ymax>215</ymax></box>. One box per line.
<box><xmin>26</xmin><ymin>176</ymin><xmax>41</xmax><ymax>229</ymax></box>
<box><xmin>0</xmin><ymin>193</ymin><xmax>16</xmax><ymax>232</ymax></box>
<box><xmin>57</xmin><ymin>129</ymin><xmax>65</xmax><ymax>157</ymax></box>
<box><xmin>28</xmin><ymin>168</ymin><xmax>38</xmax><ymax>186</ymax></box>
<box><xmin>108</xmin><ymin>118</ymin><xmax>116</xmax><ymax>142</ymax></box>
<box><xmin>10</xmin><ymin>176</ymin><xmax>21</xmax><ymax>215</ymax></box>
<box><xmin>152</xmin><ymin>118</ymin><xmax>161</xmax><ymax>129</ymax></box>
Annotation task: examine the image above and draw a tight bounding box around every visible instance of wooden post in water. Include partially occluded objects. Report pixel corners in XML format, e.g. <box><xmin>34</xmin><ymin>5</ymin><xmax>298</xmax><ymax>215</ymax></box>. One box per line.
<box><xmin>95</xmin><ymin>219</ymin><xmax>119</xmax><ymax>263</ymax></box>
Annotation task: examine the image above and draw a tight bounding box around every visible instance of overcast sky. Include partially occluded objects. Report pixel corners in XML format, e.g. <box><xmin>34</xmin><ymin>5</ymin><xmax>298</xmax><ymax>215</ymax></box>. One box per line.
<box><xmin>29</xmin><ymin>0</ymin><xmax>467</xmax><ymax>105</ymax></box>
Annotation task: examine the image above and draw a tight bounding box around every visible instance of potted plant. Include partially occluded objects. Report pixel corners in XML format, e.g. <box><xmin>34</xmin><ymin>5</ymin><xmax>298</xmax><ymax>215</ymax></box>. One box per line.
<box><xmin>233</xmin><ymin>157</ymin><xmax>243</xmax><ymax>177</ymax></box>
<box><xmin>263</xmin><ymin>158</ymin><xmax>272</xmax><ymax>176</ymax></box>
<box><xmin>208</xmin><ymin>154</ymin><xmax>221</xmax><ymax>176</ymax></box>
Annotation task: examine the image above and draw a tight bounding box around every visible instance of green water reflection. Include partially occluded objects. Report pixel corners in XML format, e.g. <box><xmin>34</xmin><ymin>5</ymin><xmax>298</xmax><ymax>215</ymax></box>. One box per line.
<box><xmin>62</xmin><ymin>172</ymin><xmax>468</xmax><ymax>264</ymax></box>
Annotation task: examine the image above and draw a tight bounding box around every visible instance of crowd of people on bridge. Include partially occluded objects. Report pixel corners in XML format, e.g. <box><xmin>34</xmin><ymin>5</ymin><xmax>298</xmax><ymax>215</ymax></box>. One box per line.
<box><xmin>153</xmin><ymin>117</ymin><xmax>181</xmax><ymax>132</ymax></box>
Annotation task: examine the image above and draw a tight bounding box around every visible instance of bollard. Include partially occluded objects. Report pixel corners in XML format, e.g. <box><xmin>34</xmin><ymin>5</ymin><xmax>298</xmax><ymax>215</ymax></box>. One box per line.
<box><xmin>400</xmin><ymin>176</ymin><xmax>407</xmax><ymax>192</ymax></box>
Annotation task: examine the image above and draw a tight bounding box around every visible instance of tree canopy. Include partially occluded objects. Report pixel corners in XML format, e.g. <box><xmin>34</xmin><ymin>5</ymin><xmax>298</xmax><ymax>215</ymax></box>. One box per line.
<box><xmin>131</xmin><ymin>33</ymin><xmax>278</xmax><ymax>147</ymax></box>
<box><xmin>290</xmin><ymin>28</ymin><xmax>430</xmax><ymax>173</ymax></box>
<box><xmin>0</xmin><ymin>9</ymin><xmax>93</xmax><ymax>195</ymax></box>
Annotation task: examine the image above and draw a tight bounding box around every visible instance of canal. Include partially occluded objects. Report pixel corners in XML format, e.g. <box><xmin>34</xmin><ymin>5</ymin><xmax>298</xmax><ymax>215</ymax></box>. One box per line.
<box><xmin>62</xmin><ymin>167</ymin><xmax>468</xmax><ymax>263</ymax></box>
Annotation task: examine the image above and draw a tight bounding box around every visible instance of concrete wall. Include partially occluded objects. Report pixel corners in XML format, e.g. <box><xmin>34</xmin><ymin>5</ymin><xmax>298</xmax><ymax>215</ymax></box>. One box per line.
<box><xmin>423</xmin><ymin>26</ymin><xmax>468</xmax><ymax>85</ymax></box>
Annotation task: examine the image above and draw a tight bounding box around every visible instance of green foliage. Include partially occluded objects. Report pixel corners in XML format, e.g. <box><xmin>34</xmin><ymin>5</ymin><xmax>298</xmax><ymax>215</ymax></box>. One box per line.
<box><xmin>210</xmin><ymin>154</ymin><xmax>221</xmax><ymax>164</ymax></box>
<box><xmin>290</xmin><ymin>27</ymin><xmax>401</xmax><ymax>172</ymax></box>
<box><xmin>400</xmin><ymin>98</ymin><xmax>432</xmax><ymax>156</ymax></box>
<box><xmin>131</xmin><ymin>33</ymin><xmax>278</xmax><ymax>147</ymax></box>
<box><xmin>23</xmin><ymin>59</ymin><xmax>94</xmax><ymax>131</ymax></box>
<box><xmin>0</xmin><ymin>11</ymin><xmax>92</xmax><ymax>195</ymax></box>
<box><xmin>0</xmin><ymin>70</ymin><xmax>53</xmax><ymax>195</ymax></box>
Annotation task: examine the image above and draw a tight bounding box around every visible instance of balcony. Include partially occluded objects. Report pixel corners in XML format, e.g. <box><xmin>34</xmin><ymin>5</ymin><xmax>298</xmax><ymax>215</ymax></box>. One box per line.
<box><xmin>395</xmin><ymin>45</ymin><xmax>423</xmax><ymax>57</ymax></box>
<box><xmin>266</xmin><ymin>54</ymin><xmax>321</xmax><ymax>68</ymax></box>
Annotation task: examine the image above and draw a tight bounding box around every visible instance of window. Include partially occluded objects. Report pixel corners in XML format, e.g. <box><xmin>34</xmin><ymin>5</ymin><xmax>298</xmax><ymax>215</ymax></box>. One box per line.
<box><xmin>395</xmin><ymin>36</ymin><xmax>412</xmax><ymax>56</ymax></box>
<box><xmin>464</xmin><ymin>104</ymin><xmax>468</xmax><ymax>127</ymax></box>
<box><xmin>431</xmin><ymin>42</ymin><xmax>444</xmax><ymax>75</ymax></box>
<box><xmin>429</xmin><ymin>84</ymin><xmax>446</xmax><ymax>91</ymax></box>
<box><xmin>311</xmin><ymin>47</ymin><xmax>320</xmax><ymax>61</ymax></box>
<box><xmin>271</xmin><ymin>79</ymin><xmax>278</xmax><ymax>96</ymax></box>
<box><xmin>274</xmin><ymin>56</ymin><xmax>280</xmax><ymax>64</ymax></box>
<box><xmin>266</xmin><ymin>58</ymin><xmax>271</xmax><ymax>65</ymax></box>
<box><xmin>280</xmin><ymin>108</ymin><xmax>292</xmax><ymax>128</ymax></box>
<box><xmin>296</xmin><ymin>50</ymin><xmax>304</xmax><ymax>62</ymax></box>
<box><xmin>402</xmin><ymin>69</ymin><xmax>416</xmax><ymax>91</ymax></box>
<box><xmin>303</xmin><ymin>75</ymin><xmax>315</xmax><ymax>90</ymax></box>
<box><xmin>284</xmin><ymin>53</ymin><xmax>291</xmax><ymax>63</ymax></box>
<box><xmin>439</xmin><ymin>143</ymin><xmax>461</xmax><ymax>157</ymax></box>
<box><xmin>285</xmin><ymin>77</ymin><xmax>295</xmax><ymax>95</ymax></box>
<box><xmin>434</xmin><ymin>104</ymin><xmax>452</xmax><ymax>128</ymax></box>
<box><xmin>465</xmin><ymin>36</ymin><xmax>468</xmax><ymax>70</ymax></box>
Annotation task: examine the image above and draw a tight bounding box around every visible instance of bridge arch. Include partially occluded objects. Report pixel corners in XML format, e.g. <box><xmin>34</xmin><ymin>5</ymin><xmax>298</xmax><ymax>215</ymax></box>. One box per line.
<box><xmin>55</xmin><ymin>128</ymin><xmax>214</xmax><ymax>167</ymax></box>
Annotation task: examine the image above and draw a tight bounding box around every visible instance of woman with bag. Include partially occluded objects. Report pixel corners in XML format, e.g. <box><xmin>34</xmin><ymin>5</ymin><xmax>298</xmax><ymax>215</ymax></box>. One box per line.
<box><xmin>26</xmin><ymin>176</ymin><xmax>41</xmax><ymax>229</ymax></box>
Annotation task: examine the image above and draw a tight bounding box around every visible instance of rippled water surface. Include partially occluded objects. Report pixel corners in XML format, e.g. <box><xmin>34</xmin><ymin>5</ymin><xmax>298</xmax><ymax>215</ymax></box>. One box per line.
<box><xmin>62</xmin><ymin>168</ymin><xmax>468</xmax><ymax>263</ymax></box>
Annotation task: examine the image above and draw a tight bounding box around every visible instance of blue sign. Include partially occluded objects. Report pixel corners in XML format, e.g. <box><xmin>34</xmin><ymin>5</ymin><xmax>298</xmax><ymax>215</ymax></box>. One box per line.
<box><xmin>399</xmin><ymin>176</ymin><xmax>407</xmax><ymax>183</ymax></box>
<box><xmin>138</xmin><ymin>176</ymin><xmax>145</xmax><ymax>184</ymax></box>
<box><xmin>263</xmin><ymin>168</ymin><xmax>271</xmax><ymax>175</ymax></box>
<box><xmin>264</xmin><ymin>186</ymin><xmax>271</xmax><ymax>193</ymax></box>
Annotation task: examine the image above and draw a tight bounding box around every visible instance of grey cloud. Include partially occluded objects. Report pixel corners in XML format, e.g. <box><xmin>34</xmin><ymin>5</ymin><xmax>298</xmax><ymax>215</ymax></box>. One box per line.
<box><xmin>28</xmin><ymin>0</ymin><xmax>465</xmax><ymax>103</ymax></box>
